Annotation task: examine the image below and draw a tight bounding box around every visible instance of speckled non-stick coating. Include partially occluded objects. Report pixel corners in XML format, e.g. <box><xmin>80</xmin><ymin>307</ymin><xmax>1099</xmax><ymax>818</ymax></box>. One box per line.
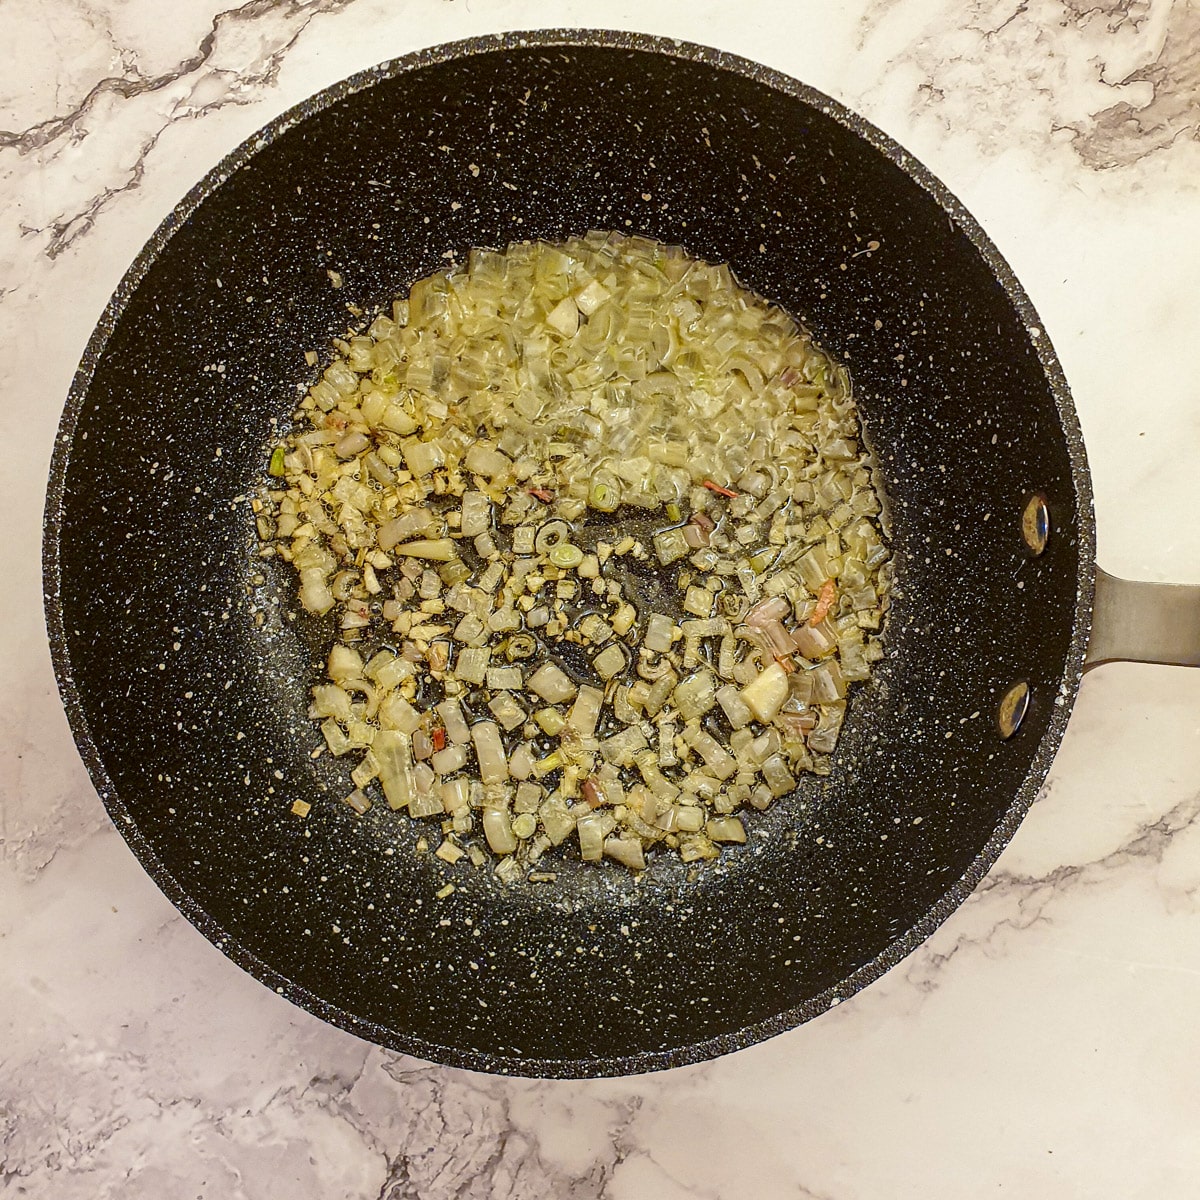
<box><xmin>43</xmin><ymin>30</ymin><xmax>1093</xmax><ymax>1078</ymax></box>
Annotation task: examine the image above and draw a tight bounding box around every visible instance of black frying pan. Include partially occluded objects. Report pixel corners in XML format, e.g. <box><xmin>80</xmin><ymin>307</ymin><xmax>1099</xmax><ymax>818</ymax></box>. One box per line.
<box><xmin>42</xmin><ymin>30</ymin><xmax>1199</xmax><ymax>1078</ymax></box>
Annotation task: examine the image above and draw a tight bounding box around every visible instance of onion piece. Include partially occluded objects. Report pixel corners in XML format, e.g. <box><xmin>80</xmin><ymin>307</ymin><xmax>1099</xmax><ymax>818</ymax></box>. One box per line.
<box><xmin>706</xmin><ymin>817</ymin><xmax>747</xmax><ymax>843</ymax></box>
<box><xmin>567</xmin><ymin>686</ymin><xmax>604</xmax><ymax>738</ymax></box>
<box><xmin>488</xmin><ymin>691</ymin><xmax>526</xmax><ymax>732</ymax></box>
<box><xmin>715</xmin><ymin>683</ymin><xmax>753</xmax><ymax>730</ymax></box>
<box><xmin>673</xmin><ymin>671</ymin><xmax>717</xmax><ymax>721</ymax></box>
<box><xmin>342</xmin><ymin>789</ymin><xmax>371</xmax><ymax>815</ymax></box>
<box><xmin>431</xmin><ymin>744</ymin><xmax>468</xmax><ymax>774</ymax></box>
<box><xmin>435</xmin><ymin>697</ymin><xmax>471</xmax><ymax>744</ymax></box>
<box><xmin>327</xmin><ymin>644</ymin><xmax>364</xmax><ymax>682</ymax></box>
<box><xmin>528</xmin><ymin>662</ymin><xmax>577</xmax><ymax>704</ymax></box>
<box><xmin>576</xmin><ymin>813</ymin><xmax>609</xmax><ymax>861</ymax></box>
<box><xmin>471</xmin><ymin>721</ymin><xmax>508</xmax><ymax>784</ymax></box>
<box><xmin>376</xmin><ymin>509</ymin><xmax>436</xmax><ymax>551</ymax></box>
<box><xmin>483</xmin><ymin>808</ymin><xmax>518</xmax><ymax>855</ymax></box>
<box><xmin>761</xmin><ymin>619</ymin><xmax>797</xmax><ymax>658</ymax></box>
<box><xmin>459</xmin><ymin>491</ymin><xmax>491</xmax><ymax>537</ymax></box>
<box><xmin>739</xmin><ymin>662</ymin><xmax>789</xmax><ymax>723</ymax></box>
<box><xmin>745</xmin><ymin>596</ymin><xmax>790</xmax><ymax>628</ymax></box>
<box><xmin>373</xmin><ymin>730</ymin><xmax>416</xmax><ymax>810</ymax></box>
<box><xmin>604</xmin><ymin>837</ymin><xmax>646</xmax><ymax>870</ymax></box>
<box><xmin>509</xmin><ymin>743</ymin><xmax>537</xmax><ymax>781</ymax></box>
<box><xmin>390</xmin><ymin>539</ymin><xmax>457</xmax><ymax>561</ymax></box>
<box><xmin>335</xmin><ymin>431</ymin><xmax>370</xmax><ymax>458</ymax></box>
<box><xmin>792</xmin><ymin>618</ymin><xmax>838</xmax><ymax>660</ymax></box>
<box><xmin>681</xmin><ymin>725</ymin><xmax>737</xmax><ymax>780</ymax></box>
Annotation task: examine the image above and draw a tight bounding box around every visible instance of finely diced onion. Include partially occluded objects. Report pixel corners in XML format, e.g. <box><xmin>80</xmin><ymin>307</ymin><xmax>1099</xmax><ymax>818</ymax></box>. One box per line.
<box><xmin>715</xmin><ymin>683</ymin><xmax>752</xmax><ymax>730</ymax></box>
<box><xmin>761</xmin><ymin>754</ymin><xmax>797</xmax><ymax>798</ymax></box>
<box><xmin>440</xmin><ymin>777</ymin><xmax>470</xmax><ymax>812</ymax></box>
<box><xmin>378</xmin><ymin>693</ymin><xmax>422</xmax><ymax>734</ymax></box>
<box><xmin>488</xmin><ymin>691</ymin><xmax>526</xmax><ymax>731</ymax></box>
<box><xmin>435</xmin><ymin>697</ymin><xmax>471</xmax><ymax>743</ymax></box>
<box><xmin>431</xmin><ymin>744</ymin><xmax>468</xmax><ymax>774</ymax></box>
<box><xmin>327</xmin><ymin>644</ymin><xmax>364</xmax><ymax>681</ymax></box>
<box><xmin>682</xmin><ymin>725</ymin><xmax>737</xmax><ymax>780</ymax></box>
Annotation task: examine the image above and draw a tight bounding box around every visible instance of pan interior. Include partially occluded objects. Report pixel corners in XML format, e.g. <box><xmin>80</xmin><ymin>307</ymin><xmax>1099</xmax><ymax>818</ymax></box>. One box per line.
<box><xmin>47</xmin><ymin>37</ymin><xmax>1087</xmax><ymax>1074</ymax></box>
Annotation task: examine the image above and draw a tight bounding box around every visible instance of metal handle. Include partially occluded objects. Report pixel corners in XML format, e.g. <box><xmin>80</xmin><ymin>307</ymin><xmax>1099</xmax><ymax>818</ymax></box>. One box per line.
<box><xmin>1084</xmin><ymin>566</ymin><xmax>1200</xmax><ymax>671</ymax></box>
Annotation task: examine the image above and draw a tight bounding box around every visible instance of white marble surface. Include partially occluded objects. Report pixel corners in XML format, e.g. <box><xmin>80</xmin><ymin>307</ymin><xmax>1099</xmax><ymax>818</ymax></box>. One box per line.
<box><xmin>4</xmin><ymin>0</ymin><xmax>1200</xmax><ymax>1195</ymax></box>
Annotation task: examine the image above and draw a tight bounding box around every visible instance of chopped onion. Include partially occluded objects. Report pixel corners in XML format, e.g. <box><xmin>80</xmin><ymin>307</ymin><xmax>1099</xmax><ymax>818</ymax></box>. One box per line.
<box><xmin>373</xmin><ymin>730</ymin><xmax>416</xmax><ymax>810</ymax></box>
<box><xmin>459</xmin><ymin>491</ymin><xmax>491</xmax><ymax>537</ymax></box>
<box><xmin>376</xmin><ymin>509</ymin><xmax>436</xmax><ymax>551</ymax></box>
<box><xmin>739</xmin><ymin>662</ymin><xmax>789</xmax><ymax>723</ymax></box>
<box><xmin>509</xmin><ymin>743</ymin><xmax>537</xmax><ymax>781</ymax></box>
<box><xmin>334</xmin><ymin>431</ymin><xmax>370</xmax><ymax>460</ymax></box>
<box><xmin>540</xmin><ymin>799</ymin><xmax>578</xmax><ymax>845</ymax></box>
<box><xmin>576</xmin><ymin>813</ymin><xmax>607</xmax><ymax>861</ymax></box>
<box><xmin>259</xmin><ymin>232</ymin><xmax>892</xmax><ymax>875</ymax></box>
<box><xmin>809</xmin><ymin>659</ymin><xmax>847</xmax><ymax>702</ymax></box>
<box><xmin>431</xmin><ymin>744</ymin><xmax>468</xmax><ymax>774</ymax></box>
<box><xmin>653</xmin><ymin>527</ymin><xmax>690</xmax><ymax>566</ymax></box>
<box><xmin>568</xmin><ymin>686</ymin><xmax>604</xmax><ymax>738</ymax></box>
<box><xmin>681</xmin><ymin>725</ymin><xmax>737</xmax><ymax>780</ymax></box>
<box><xmin>455</xmin><ymin>647</ymin><xmax>490</xmax><ymax>686</ymax></box>
<box><xmin>761</xmin><ymin>754</ymin><xmax>797</xmax><ymax>798</ymax></box>
<box><xmin>745</xmin><ymin>596</ymin><xmax>790</xmax><ymax>628</ymax></box>
<box><xmin>440</xmin><ymin>777</ymin><xmax>470</xmax><ymax>812</ymax></box>
<box><xmin>715</xmin><ymin>683</ymin><xmax>752</xmax><ymax>730</ymax></box>
<box><xmin>327</xmin><ymin>644</ymin><xmax>364</xmax><ymax>681</ymax></box>
<box><xmin>643</xmin><ymin>614</ymin><xmax>675</xmax><ymax>654</ymax></box>
<box><xmin>471</xmin><ymin>721</ymin><xmax>508</xmax><ymax>784</ymax></box>
<box><xmin>593</xmin><ymin>643</ymin><xmax>627</xmax><ymax>681</ymax></box>
<box><xmin>604</xmin><ymin>837</ymin><xmax>646</xmax><ymax>870</ymax></box>
<box><xmin>488</xmin><ymin>691</ymin><xmax>526</xmax><ymax>732</ymax></box>
<box><xmin>342</xmin><ymin>789</ymin><xmax>371</xmax><ymax>815</ymax></box>
<box><xmin>673</xmin><ymin>671</ymin><xmax>717</xmax><ymax>721</ymax></box>
<box><xmin>706</xmin><ymin>816</ymin><xmax>747</xmax><ymax>843</ymax></box>
<box><xmin>527</xmin><ymin>662</ymin><xmax>577</xmax><ymax>704</ymax></box>
<box><xmin>435</xmin><ymin>697</ymin><xmax>471</xmax><ymax>744</ymax></box>
<box><xmin>761</xmin><ymin>619</ymin><xmax>797</xmax><ymax>658</ymax></box>
<box><xmin>379</xmin><ymin>693</ymin><xmax>421</xmax><ymax>734</ymax></box>
<box><xmin>483</xmin><ymin>807</ymin><xmax>518</xmax><ymax>855</ymax></box>
<box><xmin>403</xmin><ymin>440</ymin><xmax>444</xmax><ymax>477</ymax></box>
<box><xmin>390</xmin><ymin>539</ymin><xmax>456</xmax><ymax>561</ymax></box>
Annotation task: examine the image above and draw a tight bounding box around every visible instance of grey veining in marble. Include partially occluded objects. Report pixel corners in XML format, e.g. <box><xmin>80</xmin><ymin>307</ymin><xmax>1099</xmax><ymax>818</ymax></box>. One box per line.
<box><xmin>4</xmin><ymin>1</ymin><xmax>1200</xmax><ymax>1196</ymax></box>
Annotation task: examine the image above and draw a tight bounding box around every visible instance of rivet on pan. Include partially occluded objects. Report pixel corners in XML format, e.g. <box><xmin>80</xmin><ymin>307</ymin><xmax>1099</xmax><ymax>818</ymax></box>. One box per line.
<box><xmin>1021</xmin><ymin>492</ymin><xmax>1050</xmax><ymax>556</ymax></box>
<box><xmin>997</xmin><ymin>681</ymin><xmax>1030</xmax><ymax>739</ymax></box>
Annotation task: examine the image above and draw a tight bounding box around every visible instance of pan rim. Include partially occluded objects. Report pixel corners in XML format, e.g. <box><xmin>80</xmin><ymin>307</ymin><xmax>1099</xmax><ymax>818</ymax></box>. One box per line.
<box><xmin>42</xmin><ymin>26</ymin><xmax>1096</xmax><ymax>1078</ymax></box>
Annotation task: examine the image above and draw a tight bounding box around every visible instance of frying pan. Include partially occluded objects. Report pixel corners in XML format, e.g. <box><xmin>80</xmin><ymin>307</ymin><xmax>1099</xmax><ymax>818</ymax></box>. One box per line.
<box><xmin>42</xmin><ymin>30</ymin><xmax>1200</xmax><ymax>1078</ymax></box>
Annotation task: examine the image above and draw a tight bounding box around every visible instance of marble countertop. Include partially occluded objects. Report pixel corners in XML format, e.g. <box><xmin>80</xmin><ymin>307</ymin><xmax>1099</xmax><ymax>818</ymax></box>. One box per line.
<box><xmin>5</xmin><ymin>1</ymin><xmax>1200</xmax><ymax>1196</ymax></box>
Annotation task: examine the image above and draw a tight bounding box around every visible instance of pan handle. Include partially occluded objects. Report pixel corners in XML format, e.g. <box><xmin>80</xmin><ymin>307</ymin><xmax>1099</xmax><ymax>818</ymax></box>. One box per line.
<box><xmin>1084</xmin><ymin>566</ymin><xmax>1200</xmax><ymax>671</ymax></box>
